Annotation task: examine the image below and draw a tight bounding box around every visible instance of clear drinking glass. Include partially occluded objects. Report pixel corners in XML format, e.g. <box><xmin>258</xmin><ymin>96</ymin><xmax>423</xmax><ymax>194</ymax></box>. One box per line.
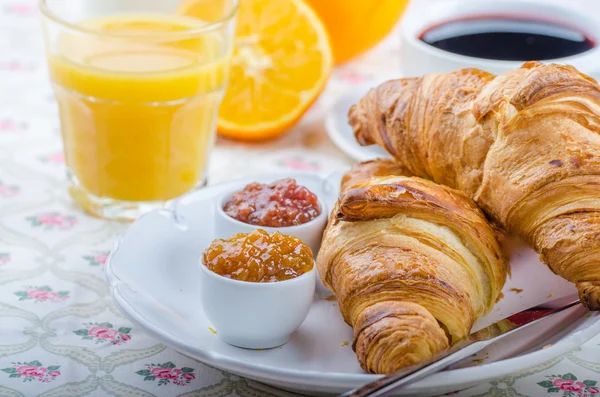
<box><xmin>40</xmin><ymin>0</ymin><xmax>238</xmax><ymax>221</ymax></box>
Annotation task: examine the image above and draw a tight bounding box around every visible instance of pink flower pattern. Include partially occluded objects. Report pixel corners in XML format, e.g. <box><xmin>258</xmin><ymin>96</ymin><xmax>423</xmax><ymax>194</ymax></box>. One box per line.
<box><xmin>89</xmin><ymin>326</ymin><xmax>117</xmax><ymax>339</ymax></box>
<box><xmin>136</xmin><ymin>362</ymin><xmax>195</xmax><ymax>386</ymax></box>
<box><xmin>151</xmin><ymin>367</ymin><xmax>182</xmax><ymax>380</ymax></box>
<box><xmin>83</xmin><ymin>251</ymin><xmax>109</xmax><ymax>266</ymax></box>
<box><xmin>338</xmin><ymin>70</ymin><xmax>370</xmax><ymax>84</ymax></box>
<box><xmin>38</xmin><ymin>152</ymin><xmax>64</xmax><ymax>164</ymax></box>
<box><xmin>3</xmin><ymin>3</ymin><xmax>35</xmax><ymax>16</ymax></box>
<box><xmin>554</xmin><ymin>379</ymin><xmax>586</xmax><ymax>392</ymax></box>
<box><xmin>539</xmin><ymin>374</ymin><xmax>599</xmax><ymax>396</ymax></box>
<box><xmin>0</xmin><ymin>60</ymin><xmax>36</xmax><ymax>72</ymax></box>
<box><xmin>0</xmin><ymin>253</ymin><xmax>10</xmax><ymax>266</ymax></box>
<box><xmin>279</xmin><ymin>156</ymin><xmax>321</xmax><ymax>172</ymax></box>
<box><xmin>1</xmin><ymin>361</ymin><xmax>60</xmax><ymax>383</ymax></box>
<box><xmin>0</xmin><ymin>119</ymin><xmax>27</xmax><ymax>133</ymax></box>
<box><xmin>0</xmin><ymin>182</ymin><xmax>19</xmax><ymax>198</ymax></box>
<box><xmin>16</xmin><ymin>366</ymin><xmax>47</xmax><ymax>377</ymax></box>
<box><xmin>14</xmin><ymin>286</ymin><xmax>69</xmax><ymax>303</ymax></box>
<box><xmin>27</xmin><ymin>212</ymin><xmax>77</xmax><ymax>230</ymax></box>
<box><xmin>73</xmin><ymin>323</ymin><xmax>132</xmax><ymax>345</ymax></box>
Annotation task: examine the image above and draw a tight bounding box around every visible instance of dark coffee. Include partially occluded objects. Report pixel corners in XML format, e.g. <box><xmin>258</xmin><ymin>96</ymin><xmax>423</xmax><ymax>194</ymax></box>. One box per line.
<box><xmin>420</xmin><ymin>16</ymin><xmax>595</xmax><ymax>61</ymax></box>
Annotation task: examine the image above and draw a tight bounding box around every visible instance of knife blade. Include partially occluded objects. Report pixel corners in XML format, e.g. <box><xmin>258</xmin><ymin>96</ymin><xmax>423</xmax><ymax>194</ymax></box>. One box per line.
<box><xmin>339</xmin><ymin>293</ymin><xmax>583</xmax><ymax>397</ymax></box>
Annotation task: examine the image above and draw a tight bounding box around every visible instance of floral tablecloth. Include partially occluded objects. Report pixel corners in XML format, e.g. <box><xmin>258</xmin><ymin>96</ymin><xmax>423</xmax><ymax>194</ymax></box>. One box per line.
<box><xmin>0</xmin><ymin>0</ymin><xmax>599</xmax><ymax>396</ymax></box>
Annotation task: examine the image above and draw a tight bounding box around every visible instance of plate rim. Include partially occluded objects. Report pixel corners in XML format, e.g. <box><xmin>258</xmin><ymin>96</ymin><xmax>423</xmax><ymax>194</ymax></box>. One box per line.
<box><xmin>325</xmin><ymin>83</ymin><xmax>392</xmax><ymax>162</ymax></box>
<box><xmin>105</xmin><ymin>172</ymin><xmax>600</xmax><ymax>393</ymax></box>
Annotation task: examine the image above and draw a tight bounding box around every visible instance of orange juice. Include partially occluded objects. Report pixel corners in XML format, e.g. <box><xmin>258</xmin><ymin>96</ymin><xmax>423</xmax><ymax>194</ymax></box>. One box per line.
<box><xmin>47</xmin><ymin>14</ymin><xmax>230</xmax><ymax>203</ymax></box>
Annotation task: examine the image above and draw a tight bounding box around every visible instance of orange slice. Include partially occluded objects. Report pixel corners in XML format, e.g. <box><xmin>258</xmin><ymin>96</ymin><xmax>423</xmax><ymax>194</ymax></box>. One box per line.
<box><xmin>178</xmin><ymin>0</ymin><xmax>333</xmax><ymax>141</ymax></box>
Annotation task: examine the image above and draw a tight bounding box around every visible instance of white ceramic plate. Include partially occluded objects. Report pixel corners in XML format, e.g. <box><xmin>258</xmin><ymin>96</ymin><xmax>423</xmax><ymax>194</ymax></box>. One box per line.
<box><xmin>326</xmin><ymin>83</ymin><xmax>391</xmax><ymax>161</ymax></box>
<box><xmin>105</xmin><ymin>172</ymin><xmax>600</xmax><ymax>397</ymax></box>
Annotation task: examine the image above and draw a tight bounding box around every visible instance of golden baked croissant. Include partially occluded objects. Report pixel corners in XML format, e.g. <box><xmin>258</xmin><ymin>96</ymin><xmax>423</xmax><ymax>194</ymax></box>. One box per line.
<box><xmin>340</xmin><ymin>158</ymin><xmax>414</xmax><ymax>191</ymax></box>
<box><xmin>317</xmin><ymin>160</ymin><xmax>507</xmax><ymax>374</ymax></box>
<box><xmin>349</xmin><ymin>61</ymin><xmax>600</xmax><ymax>310</ymax></box>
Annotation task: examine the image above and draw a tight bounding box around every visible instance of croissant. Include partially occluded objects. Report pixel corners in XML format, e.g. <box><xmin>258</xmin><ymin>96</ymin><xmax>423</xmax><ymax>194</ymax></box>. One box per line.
<box><xmin>340</xmin><ymin>158</ymin><xmax>415</xmax><ymax>191</ymax></box>
<box><xmin>349</xmin><ymin>61</ymin><xmax>600</xmax><ymax>310</ymax></box>
<box><xmin>317</xmin><ymin>160</ymin><xmax>507</xmax><ymax>374</ymax></box>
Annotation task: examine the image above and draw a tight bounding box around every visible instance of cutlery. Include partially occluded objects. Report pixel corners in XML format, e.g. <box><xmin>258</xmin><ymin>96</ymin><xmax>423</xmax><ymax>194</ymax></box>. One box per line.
<box><xmin>340</xmin><ymin>294</ymin><xmax>583</xmax><ymax>397</ymax></box>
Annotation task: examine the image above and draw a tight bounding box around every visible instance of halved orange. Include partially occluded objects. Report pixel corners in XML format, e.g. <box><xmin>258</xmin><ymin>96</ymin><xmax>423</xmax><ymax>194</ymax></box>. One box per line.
<box><xmin>178</xmin><ymin>0</ymin><xmax>333</xmax><ymax>141</ymax></box>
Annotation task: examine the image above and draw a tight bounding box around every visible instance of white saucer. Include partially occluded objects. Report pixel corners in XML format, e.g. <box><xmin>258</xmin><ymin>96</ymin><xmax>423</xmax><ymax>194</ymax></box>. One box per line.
<box><xmin>326</xmin><ymin>83</ymin><xmax>391</xmax><ymax>161</ymax></box>
<box><xmin>105</xmin><ymin>171</ymin><xmax>600</xmax><ymax>397</ymax></box>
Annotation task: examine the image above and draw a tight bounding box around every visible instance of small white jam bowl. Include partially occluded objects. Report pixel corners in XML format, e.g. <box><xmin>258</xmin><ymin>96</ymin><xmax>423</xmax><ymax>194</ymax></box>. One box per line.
<box><xmin>214</xmin><ymin>191</ymin><xmax>327</xmax><ymax>256</ymax></box>
<box><xmin>198</xmin><ymin>260</ymin><xmax>316</xmax><ymax>349</ymax></box>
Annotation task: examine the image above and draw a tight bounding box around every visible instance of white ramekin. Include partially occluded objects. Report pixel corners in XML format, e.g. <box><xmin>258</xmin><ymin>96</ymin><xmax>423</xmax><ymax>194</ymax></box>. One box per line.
<box><xmin>198</xmin><ymin>260</ymin><xmax>316</xmax><ymax>349</ymax></box>
<box><xmin>214</xmin><ymin>191</ymin><xmax>327</xmax><ymax>256</ymax></box>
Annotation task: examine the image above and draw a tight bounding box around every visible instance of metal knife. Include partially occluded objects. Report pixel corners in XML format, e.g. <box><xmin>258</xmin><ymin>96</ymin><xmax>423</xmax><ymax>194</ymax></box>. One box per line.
<box><xmin>339</xmin><ymin>294</ymin><xmax>583</xmax><ymax>397</ymax></box>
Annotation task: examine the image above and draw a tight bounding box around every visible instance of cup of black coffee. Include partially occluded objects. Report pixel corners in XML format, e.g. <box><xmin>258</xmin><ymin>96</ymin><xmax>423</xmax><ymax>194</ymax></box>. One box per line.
<box><xmin>400</xmin><ymin>0</ymin><xmax>600</xmax><ymax>78</ymax></box>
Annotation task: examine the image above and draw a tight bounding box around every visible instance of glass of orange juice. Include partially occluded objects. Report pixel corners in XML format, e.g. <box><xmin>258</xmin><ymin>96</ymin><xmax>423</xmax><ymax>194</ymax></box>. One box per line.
<box><xmin>40</xmin><ymin>0</ymin><xmax>237</xmax><ymax>221</ymax></box>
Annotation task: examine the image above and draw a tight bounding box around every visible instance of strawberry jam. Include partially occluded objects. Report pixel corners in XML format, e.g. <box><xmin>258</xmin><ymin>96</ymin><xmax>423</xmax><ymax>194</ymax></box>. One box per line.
<box><xmin>223</xmin><ymin>178</ymin><xmax>320</xmax><ymax>227</ymax></box>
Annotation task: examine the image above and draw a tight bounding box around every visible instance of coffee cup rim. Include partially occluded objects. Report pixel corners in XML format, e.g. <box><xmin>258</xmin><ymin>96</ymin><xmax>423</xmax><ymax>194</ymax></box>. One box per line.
<box><xmin>402</xmin><ymin>0</ymin><xmax>600</xmax><ymax>68</ymax></box>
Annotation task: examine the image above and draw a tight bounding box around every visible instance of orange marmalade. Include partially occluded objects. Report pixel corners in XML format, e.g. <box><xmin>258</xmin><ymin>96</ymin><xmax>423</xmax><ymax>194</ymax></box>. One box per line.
<box><xmin>202</xmin><ymin>229</ymin><xmax>314</xmax><ymax>282</ymax></box>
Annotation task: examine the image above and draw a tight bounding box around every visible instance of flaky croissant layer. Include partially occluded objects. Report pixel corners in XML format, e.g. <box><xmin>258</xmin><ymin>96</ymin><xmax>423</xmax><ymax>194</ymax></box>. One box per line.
<box><xmin>317</xmin><ymin>160</ymin><xmax>507</xmax><ymax>374</ymax></box>
<box><xmin>350</xmin><ymin>62</ymin><xmax>600</xmax><ymax>310</ymax></box>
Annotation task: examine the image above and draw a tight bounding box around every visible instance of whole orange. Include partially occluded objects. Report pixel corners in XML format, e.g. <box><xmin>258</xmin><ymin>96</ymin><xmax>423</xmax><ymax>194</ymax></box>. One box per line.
<box><xmin>305</xmin><ymin>0</ymin><xmax>410</xmax><ymax>64</ymax></box>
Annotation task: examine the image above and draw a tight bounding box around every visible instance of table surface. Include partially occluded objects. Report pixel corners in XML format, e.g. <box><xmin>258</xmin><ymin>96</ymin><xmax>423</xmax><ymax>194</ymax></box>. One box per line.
<box><xmin>0</xmin><ymin>0</ymin><xmax>599</xmax><ymax>396</ymax></box>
